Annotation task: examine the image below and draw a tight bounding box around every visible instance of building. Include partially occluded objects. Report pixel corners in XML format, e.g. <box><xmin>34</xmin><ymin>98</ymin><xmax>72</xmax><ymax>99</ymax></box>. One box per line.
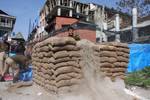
<box><xmin>28</xmin><ymin>0</ymin><xmax>132</xmax><ymax>43</ymax></box>
<box><xmin>0</xmin><ymin>10</ymin><xmax>16</xmax><ymax>37</ymax></box>
<box><xmin>120</xmin><ymin>15</ymin><xmax>150</xmax><ymax>43</ymax></box>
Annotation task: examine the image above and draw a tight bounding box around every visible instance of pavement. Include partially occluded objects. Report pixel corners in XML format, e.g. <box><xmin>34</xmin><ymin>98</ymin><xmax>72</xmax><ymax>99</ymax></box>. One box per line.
<box><xmin>0</xmin><ymin>82</ymin><xmax>150</xmax><ymax>100</ymax></box>
<box><xmin>0</xmin><ymin>82</ymin><xmax>57</xmax><ymax>100</ymax></box>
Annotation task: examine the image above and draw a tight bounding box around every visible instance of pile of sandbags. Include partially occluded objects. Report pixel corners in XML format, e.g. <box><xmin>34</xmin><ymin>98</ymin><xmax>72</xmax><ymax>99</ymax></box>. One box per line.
<box><xmin>32</xmin><ymin>37</ymin><xmax>83</xmax><ymax>93</ymax></box>
<box><xmin>93</xmin><ymin>42</ymin><xmax>129</xmax><ymax>79</ymax></box>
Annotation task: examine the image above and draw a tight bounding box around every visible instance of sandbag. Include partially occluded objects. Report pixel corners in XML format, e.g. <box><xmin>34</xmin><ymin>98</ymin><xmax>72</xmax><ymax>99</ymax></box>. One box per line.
<box><xmin>42</xmin><ymin>52</ymin><xmax>53</xmax><ymax>57</ymax></box>
<box><xmin>117</xmin><ymin>48</ymin><xmax>130</xmax><ymax>53</ymax></box>
<box><xmin>42</xmin><ymin>64</ymin><xmax>50</xmax><ymax>69</ymax></box>
<box><xmin>48</xmin><ymin>57</ymin><xmax>55</xmax><ymax>63</ymax></box>
<box><xmin>114</xmin><ymin>68</ymin><xmax>126</xmax><ymax>72</ymax></box>
<box><xmin>100</xmin><ymin>62</ymin><xmax>115</xmax><ymax>68</ymax></box>
<box><xmin>56</xmin><ymin>74</ymin><xmax>72</xmax><ymax>82</ymax></box>
<box><xmin>54</xmin><ymin>57</ymin><xmax>77</xmax><ymax>64</ymax></box>
<box><xmin>102</xmin><ymin>42</ymin><xmax>128</xmax><ymax>48</ymax></box>
<box><xmin>114</xmin><ymin>62</ymin><xmax>128</xmax><ymax>67</ymax></box>
<box><xmin>53</xmin><ymin>50</ymin><xmax>69</xmax><ymax>59</ymax></box>
<box><xmin>67</xmin><ymin>72</ymin><xmax>82</xmax><ymax>79</ymax></box>
<box><xmin>69</xmin><ymin>51</ymin><xmax>81</xmax><ymax>57</ymax></box>
<box><xmin>99</xmin><ymin>45</ymin><xmax>117</xmax><ymax>51</ymax></box>
<box><xmin>99</xmin><ymin>51</ymin><xmax>117</xmax><ymax>57</ymax></box>
<box><xmin>49</xmin><ymin>37</ymin><xmax>76</xmax><ymax>46</ymax></box>
<box><xmin>52</xmin><ymin>45</ymin><xmax>80</xmax><ymax>52</ymax></box>
<box><xmin>92</xmin><ymin>45</ymin><xmax>100</xmax><ymax>52</ymax></box>
<box><xmin>45</xmin><ymin>74</ymin><xmax>51</xmax><ymax>79</ymax></box>
<box><xmin>117</xmin><ymin>56</ymin><xmax>129</xmax><ymax>63</ymax></box>
<box><xmin>100</xmin><ymin>68</ymin><xmax>115</xmax><ymax>72</ymax></box>
<box><xmin>112</xmin><ymin>72</ymin><xmax>125</xmax><ymax>77</ymax></box>
<box><xmin>55</xmin><ymin>66</ymin><xmax>81</xmax><ymax>76</ymax></box>
<box><xmin>55</xmin><ymin>61</ymin><xmax>80</xmax><ymax>70</ymax></box>
<box><xmin>40</xmin><ymin>46</ymin><xmax>50</xmax><ymax>52</ymax></box>
<box><xmin>116</xmin><ymin>52</ymin><xmax>129</xmax><ymax>58</ymax></box>
<box><xmin>100</xmin><ymin>57</ymin><xmax>117</xmax><ymax>63</ymax></box>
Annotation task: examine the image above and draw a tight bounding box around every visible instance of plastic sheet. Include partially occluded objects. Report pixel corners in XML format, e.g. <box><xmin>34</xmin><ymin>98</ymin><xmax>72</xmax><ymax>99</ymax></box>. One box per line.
<box><xmin>128</xmin><ymin>44</ymin><xmax>150</xmax><ymax>72</ymax></box>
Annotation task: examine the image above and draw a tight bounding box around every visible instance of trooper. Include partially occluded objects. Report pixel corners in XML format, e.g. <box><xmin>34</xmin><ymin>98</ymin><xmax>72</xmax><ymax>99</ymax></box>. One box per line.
<box><xmin>67</xmin><ymin>26</ymin><xmax>80</xmax><ymax>41</ymax></box>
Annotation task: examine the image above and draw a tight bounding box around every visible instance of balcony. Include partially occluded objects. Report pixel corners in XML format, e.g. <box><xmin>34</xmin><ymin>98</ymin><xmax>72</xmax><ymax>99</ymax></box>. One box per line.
<box><xmin>0</xmin><ymin>22</ymin><xmax>12</xmax><ymax>28</ymax></box>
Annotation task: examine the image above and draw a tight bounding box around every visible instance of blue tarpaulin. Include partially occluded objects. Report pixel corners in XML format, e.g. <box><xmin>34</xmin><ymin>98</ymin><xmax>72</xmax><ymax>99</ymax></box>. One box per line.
<box><xmin>128</xmin><ymin>44</ymin><xmax>150</xmax><ymax>72</ymax></box>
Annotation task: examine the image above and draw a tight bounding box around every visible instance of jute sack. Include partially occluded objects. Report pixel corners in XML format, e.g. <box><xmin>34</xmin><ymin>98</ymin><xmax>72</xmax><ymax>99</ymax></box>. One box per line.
<box><xmin>114</xmin><ymin>62</ymin><xmax>128</xmax><ymax>67</ymax></box>
<box><xmin>43</xmin><ymin>58</ymin><xmax>53</xmax><ymax>63</ymax></box>
<box><xmin>117</xmin><ymin>56</ymin><xmax>129</xmax><ymax>63</ymax></box>
<box><xmin>100</xmin><ymin>68</ymin><xmax>115</xmax><ymax>73</ymax></box>
<box><xmin>100</xmin><ymin>57</ymin><xmax>117</xmax><ymax>63</ymax></box>
<box><xmin>49</xmin><ymin>37</ymin><xmax>76</xmax><ymax>46</ymax></box>
<box><xmin>55</xmin><ymin>61</ymin><xmax>80</xmax><ymax>70</ymax></box>
<box><xmin>55</xmin><ymin>66</ymin><xmax>81</xmax><ymax>77</ymax></box>
<box><xmin>100</xmin><ymin>62</ymin><xmax>115</xmax><ymax>68</ymax></box>
<box><xmin>56</xmin><ymin>78</ymin><xmax>80</xmax><ymax>88</ymax></box>
<box><xmin>56</xmin><ymin>72</ymin><xmax>82</xmax><ymax>82</ymax></box>
<box><xmin>44</xmin><ymin>74</ymin><xmax>51</xmax><ymax>79</ymax></box>
<box><xmin>117</xmin><ymin>48</ymin><xmax>130</xmax><ymax>53</ymax></box>
<box><xmin>42</xmin><ymin>52</ymin><xmax>53</xmax><ymax>57</ymax></box>
<box><xmin>118</xmin><ymin>75</ymin><xmax>125</xmax><ymax>80</ymax></box>
<box><xmin>49</xmin><ymin>80</ymin><xmax>57</xmax><ymax>86</ymax></box>
<box><xmin>52</xmin><ymin>45</ymin><xmax>80</xmax><ymax>52</ymax></box>
<box><xmin>48</xmin><ymin>57</ymin><xmax>55</xmax><ymax>63</ymax></box>
<box><xmin>102</xmin><ymin>42</ymin><xmax>128</xmax><ymax>48</ymax></box>
<box><xmin>42</xmin><ymin>63</ymin><xmax>49</xmax><ymax>69</ymax></box>
<box><xmin>53</xmin><ymin>50</ymin><xmax>69</xmax><ymax>59</ymax></box>
<box><xmin>105</xmin><ymin>72</ymin><xmax>113</xmax><ymax>76</ymax></box>
<box><xmin>54</xmin><ymin>57</ymin><xmax>77</xmax><ymax>64</ymax></box>
<box><xmin>56</xmin><ymin>74</ymin><xmax>72</xmax><ymax>82</ymax></box>
<box><xmin>40</xmin><ymin>46</ymin><xmax>50</xmax><ymax>52</ymax></box>
<box><xmin>67</xmin><ymin>72</ymin><xmax>82</xmax><ymax>79</ymax></box>
<box><xmin>113</xmin><ymin>68</ymin><xmax>126</xmax><ymax>72</ymax></box>
<box><xmin>99</xmin><ymin>45</ymin><xmax>117</xmax><ymax>51</ymax></box>
<box><xmin>69</xmin><ymin>51</ymin><xmax>81</xmax><ymax>57</ymax></box>
<box><xmin>123</xmin><ymin>53</ymin><xmax>129</xmax><ymax>58</ymax></box>
<box><xmin>99</xmin><ymin>51</ymin><xmax>117</xmax><ymax>57</ymax></box>
<box><xmin>92</xmin><ymin>45</ymin><xmax>100</xmax><ymax>52</ymax></box>
<box><xmin>112</xmin><ymin>72</ymin><xmax>125</xmax><ymax>77</ymax></box>
<box><xmin>38</xmin><ymin>53</ymin><xmax>43</xmax><ymax>58</ymax></box>
<box><xmin>116</xmin><ymin>51</ymin><xmax>125</xmax><ymax>56</ymax></box>
<box><xmin>116</xmin><ymin>52</ymin><xmax>129</xmax><ymax>58</ymax></box>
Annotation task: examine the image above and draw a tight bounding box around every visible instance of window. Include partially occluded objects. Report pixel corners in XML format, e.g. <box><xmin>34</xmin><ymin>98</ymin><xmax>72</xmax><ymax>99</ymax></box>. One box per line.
<box><xmin>62</xmin><ymin>24</ymin><xmax>70</xmax><ymax>28</ymax></box>
<box><xmin>1</xmin><ymin>18</ymin><xmax>5</xmax><ymax>23</ymax></box>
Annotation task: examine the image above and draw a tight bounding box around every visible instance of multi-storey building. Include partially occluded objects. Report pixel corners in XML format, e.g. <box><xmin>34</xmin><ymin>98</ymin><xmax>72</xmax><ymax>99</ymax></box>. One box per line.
<box><xmin>28</xmin><ymin>0</ymin><xmax>131</xmax><ymax>42</ymax></box>
<box><xmin>0</xmin><ymin>10</ymin><xmax>16</xmax><ymax>38</ymax></box>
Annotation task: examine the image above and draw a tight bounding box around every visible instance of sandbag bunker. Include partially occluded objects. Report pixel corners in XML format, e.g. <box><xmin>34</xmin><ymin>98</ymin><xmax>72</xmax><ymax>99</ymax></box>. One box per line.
<box><xmin>32</xmin><ymin>37</ymin><xmax>130</xmax><ymax>93</ymax></box>
<box><xmin>93</xmin><ymin>42</ymin><xmax>129</xmax><ymax>80</ymax></box>
<box><xmin>32</xmin><ymin>37</ymin><xmax>83</xmax><ymax>93</ymax></box>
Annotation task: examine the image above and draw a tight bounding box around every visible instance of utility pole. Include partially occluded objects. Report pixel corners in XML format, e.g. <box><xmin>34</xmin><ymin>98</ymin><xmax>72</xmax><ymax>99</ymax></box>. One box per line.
<box><xmin>132</xmin><ymin>7</ymin><xmax>138</xmax><ymax>42</ymax></box>
<box><xmin>115</xmin><ymin>14</ymin><xmax>120</xmax><ymax>42</ymax></box>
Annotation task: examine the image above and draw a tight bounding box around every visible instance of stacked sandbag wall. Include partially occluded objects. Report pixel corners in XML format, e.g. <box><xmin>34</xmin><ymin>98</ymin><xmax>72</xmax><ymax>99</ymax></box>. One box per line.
<box><xmin>32</xmin><ymin>37</ymin><xmax>83</xmax><ymax>93</ymax></box>
<box><xmin>93</xmin><ymin>42</ymin><xmax>129</xmax><ymax>79</ymax></box>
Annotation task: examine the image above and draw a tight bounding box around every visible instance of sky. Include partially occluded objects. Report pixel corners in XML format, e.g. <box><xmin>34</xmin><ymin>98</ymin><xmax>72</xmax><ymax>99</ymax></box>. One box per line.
<box><xmin>0</xmin><ymin>0</ymin><xmax>117</xmax><ymax>40</ymax></box>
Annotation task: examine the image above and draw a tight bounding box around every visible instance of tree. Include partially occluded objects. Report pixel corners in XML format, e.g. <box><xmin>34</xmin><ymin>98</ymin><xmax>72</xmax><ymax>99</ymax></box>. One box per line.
<box><xmin>116</xmin><ymin>0</ymin><xmax>150</xmax><ymax>17</ymax></box>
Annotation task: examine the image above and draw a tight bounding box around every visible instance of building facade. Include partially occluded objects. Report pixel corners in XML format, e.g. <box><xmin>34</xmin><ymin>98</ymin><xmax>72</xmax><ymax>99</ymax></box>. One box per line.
<box><xmin>28</xmin><ymin>0</ymin><xmax>132</xmax><ymax>43</ymax></box>
<box><xmin>0</xmin><ymin>10</ymin><xmax>16</xmax><ymax>38</ymax></box>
